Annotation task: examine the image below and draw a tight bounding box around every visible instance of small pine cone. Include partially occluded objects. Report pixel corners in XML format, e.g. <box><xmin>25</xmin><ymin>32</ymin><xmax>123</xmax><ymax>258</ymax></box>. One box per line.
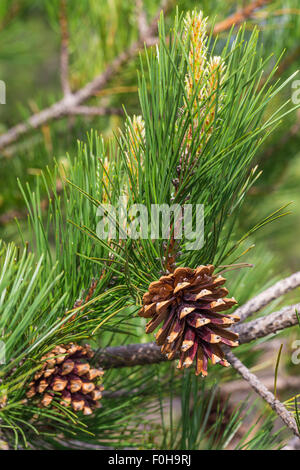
<box><xmin>26</xmin><ymin>343</ymin><xmax>104</xmax><ymax>415</ymax></box>
<box><xmin>139</xmin><ymin>265</ymin><xmax>239</xmax><ymax>376</ymax></box>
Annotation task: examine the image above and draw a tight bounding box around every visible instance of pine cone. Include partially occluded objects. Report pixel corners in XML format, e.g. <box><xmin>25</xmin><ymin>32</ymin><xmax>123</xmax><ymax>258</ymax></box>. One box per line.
<box><xmin>26</xmin><ymin>343</ymin><xmax>104</xmax><ymax>415</ymax></box>
<box><xmin>139</xmin><ymin>265</ymin><xmax>239</xmax><ymax>376</ymax></box>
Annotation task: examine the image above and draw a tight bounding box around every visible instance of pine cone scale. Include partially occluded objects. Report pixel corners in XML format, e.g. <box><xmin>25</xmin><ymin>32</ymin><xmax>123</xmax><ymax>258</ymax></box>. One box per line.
<box><xmin>26</xmin><ymin>343</ymin><xmax>104</xmax><ymax>415</ymax></box>
<box><xmin>140</xmin><ymin>265</ymin><xmax>239</xmax><ymax>375</ymax></box>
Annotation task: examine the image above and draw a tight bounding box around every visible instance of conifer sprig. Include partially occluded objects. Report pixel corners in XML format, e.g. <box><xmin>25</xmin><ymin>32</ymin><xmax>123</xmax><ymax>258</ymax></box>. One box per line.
<box><xmin>1</xmin><ymin>5</ymin><xmax>299</xmax><ymax>449</ymax></box>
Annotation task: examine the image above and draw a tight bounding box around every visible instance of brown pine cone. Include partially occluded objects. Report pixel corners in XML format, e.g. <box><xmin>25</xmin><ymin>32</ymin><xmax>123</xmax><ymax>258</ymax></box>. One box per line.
<box><xmin>26</xmin><ymin>343</ymin><xmax>104</xmax><ymax>415</ymax></box>
<box><xmin>139</xmin><ymin>265</ymin><xmax>239</xmax><ymax>376</ymax></box>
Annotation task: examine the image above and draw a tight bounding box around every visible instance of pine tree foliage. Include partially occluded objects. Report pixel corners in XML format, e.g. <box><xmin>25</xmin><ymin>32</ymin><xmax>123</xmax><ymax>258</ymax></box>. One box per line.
<box><xmin>0</xmin><ymin>1</ymin><xmax>300</xmax><ymax>450</ymax></box>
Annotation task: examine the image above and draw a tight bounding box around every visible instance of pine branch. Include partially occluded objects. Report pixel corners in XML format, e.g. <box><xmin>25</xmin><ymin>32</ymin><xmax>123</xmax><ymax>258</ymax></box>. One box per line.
<box><xmin>235</xmin><ymin>303</ymin><xmax>300</xmax><ymax>342</ymax></box>
<box><xmin>67</xmin><ymin>105</ymin><xmax>123</xmax><ymax>116</ymax></box>
<box><xmin>0</xmin><ymin>0</ymin><xmax>172</xmax><ymax>152</ymax></box>
<box><xmin>226</xmin><ymin>351</ymin><xmax>299</xmax><ymax>437</ymax></box>
<box><xmin>95</xmin><ymin>342</ymin><xmax>164</xmax><ymax>369</ymax></box>
<box><xmin>102</xmin><ymin>373</ymin><xmax>300</xmax><ymax>399</ymax></box>
<box><xmin>93</xmin><ymin>299</ymin><xmax>300</xmax><ymax>437</ymax></box>
<box><xmin>0</xmin><ymin>0</ymin><xmax>273</xmax><ymax>153</ymax></box>
<box><xmin>213</xmin><ymin>0</ymin><xmax>272</xmax><ymax>34</ymax></box>
<box><xmin>222</xmin><ymin>373</ymin><xmax>300</xmax><ymax>395</ymax></box>
<box><xmin>236</xmin><ymin>271</ymin><xmax>300</xmax><ymax>322</ymax></box>
<box><xmin>0</xmin><ymin>101</ymin><xmax>125</xmax><ymax>156</ymax></box>
<box><xmin>0</xmin><ymin>104</ymin><xmax>122</xmax><ymax>160</ymax></box>
<box><xmin>94</xmin><ymin>302</ymin><xmax>300</xmax><ymax>369</ymax></box>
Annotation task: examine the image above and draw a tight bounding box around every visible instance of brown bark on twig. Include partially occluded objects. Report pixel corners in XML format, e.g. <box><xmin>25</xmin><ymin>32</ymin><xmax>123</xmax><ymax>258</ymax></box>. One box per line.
<box><xmin>99</xmin><ymin>374</ymin><xmax>300</xmax><ymax>399</ymax></box>
<box><xmin>0</xmin><ymin>103</ymin><xmax>124</xmax><ymax>158</ymax></box>
<box><xmin>67</xmin><ymin>106</ymin><xmax>123</xmax><ymax>116</ymax></box>
<box><xmin>236</xmin><ymin>272</ymin><xmax>300</xmax><ymax>322</ymax></box>
<box><xmin>0</xmin><ymin>1</ymin><xmax>170</xmax><ymax>152</ymax></box>
<box><xmin>221</xmin><ymin>374</ymin><xmax>300</xmax><ymax>395</ymax></box>
<box><xmin>213</xmin><ymin>0</ymin><xmax>271</xmax><ymax>34</ymax></box>
<box><xmin>95</xmin><ymin>301</ymin><xmax>300</xmax><ymax>369</ymax></box>
<box><xmin>94</xmin><ymin>342</ymin><xmax>165</xmax><ymax>369</ymax></box>
<box><xmin>93</xmin><ymin>297</ymin><xmax>300</xmax><ymax>436</ymax></box>
<box><xmin>0</xmin><ymin>0</ymin><xmax>273</xmax><ymax>153</ymax></box>
<box><xmin>235</xmin><ymin>302</ymin><xmax>300</xmax><ymax>342</ymax></box>
<box><xmin>226</xmin><ymin>351</ymin><xmax>299</xmax><ymax>437</ymax></box>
